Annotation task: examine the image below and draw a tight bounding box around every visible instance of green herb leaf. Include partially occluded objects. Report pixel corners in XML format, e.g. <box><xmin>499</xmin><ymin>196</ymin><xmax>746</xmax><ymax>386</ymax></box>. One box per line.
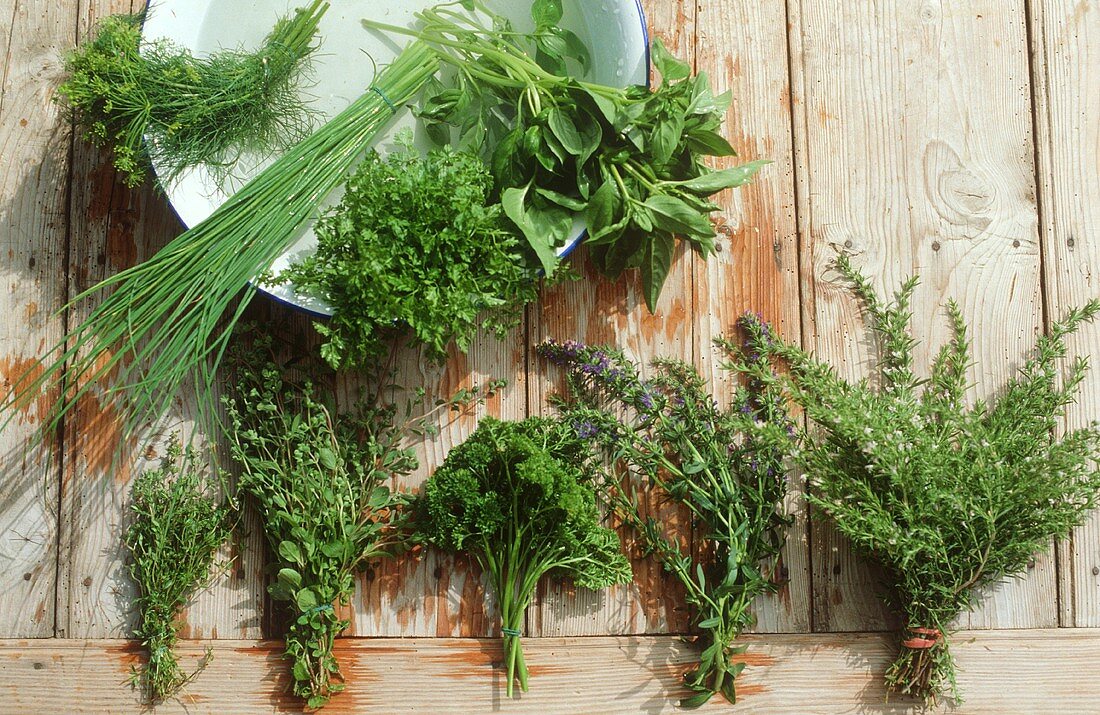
<box><xmin>502</xmin><ymin>185</ymin><xmax>560</xmax><ymax>276</ymax></box>
<box><xmin>644</xmin><ymin>195</ymin><xmax>716</xmax><ymax>238</ymax></box>
<box><xmin>531</xmin><ymin>0</ymin><xmax>564</xmax><ymax>28</ymax></box>
<box><xmin>652</xmin><ymin>37</ymin><xmax>691</xmax><ymax>82</ymax></box>
<box><xmin>279</xmin><ymin>541</ymin><xmax>304</xmax><ymax>565</ymax></box>
<box><xmin>547</xmin><ymin>108</ymin><xmax>585</xmax><ymax>156</ymax></box>
<box><xmin>672</xmin><ymin>160</ymin><xmax>770</xmax><ymax>194</ymax></box>
<box><xmin>641</xmin><ymin>234</ymin><xmax>675</xmax><ymax>313</ymax></box>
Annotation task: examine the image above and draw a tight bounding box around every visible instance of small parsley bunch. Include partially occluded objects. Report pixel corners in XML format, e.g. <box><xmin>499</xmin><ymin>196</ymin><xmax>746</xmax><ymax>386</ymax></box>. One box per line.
<box><xmin>125</xmin><ymin>436</ymin><xmax>230</xmax><ymax>703</ymax></box>
<box><xmin>538</xmin><ymin>331</ymin><xmax>792</xmax><ymax>707</ymax></box>
<box><xmin>738</xmin><ymin>255</ymin><xmax>1100</xmax><ymax>705</ymax></box>
<box><xmin>416</xmin><ymin>417</ymin><xmax>632</xmax><ymax>697</ymax></box>
<box><xmin>284</xmin><ymin>132</ymin><xmax>539</xmax><ymax>369</ymax></box>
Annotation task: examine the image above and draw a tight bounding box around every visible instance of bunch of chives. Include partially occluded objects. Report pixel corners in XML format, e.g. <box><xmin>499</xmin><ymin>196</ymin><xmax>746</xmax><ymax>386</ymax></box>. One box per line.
<box><xmin>5</xmin><ymin>40</ymin><xmax>439</xmax><ymax>437</ymax></box>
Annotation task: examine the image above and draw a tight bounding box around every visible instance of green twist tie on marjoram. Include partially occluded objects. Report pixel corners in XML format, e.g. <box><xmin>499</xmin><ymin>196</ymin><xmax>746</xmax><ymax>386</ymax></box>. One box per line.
<box><xmin>501</xmin><ymin>627</ymin><xmax>521</xmax><ymax>638</ymax></box>
<box><xmin>305</xmin><ymin>604</ymin><xmax>335</xmax><ymax>617</ymax></box>
<box><xmin>370</xmin><ymin>86</ymin><xmax>397</xmax><ymax>113</ymax></box>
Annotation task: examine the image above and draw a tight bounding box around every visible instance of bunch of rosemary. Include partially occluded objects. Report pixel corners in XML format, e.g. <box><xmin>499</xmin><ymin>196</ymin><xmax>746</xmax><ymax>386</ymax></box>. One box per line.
<box><xmin>59</xmin><ymin>2</ymin><xmax>325</xmax><ymax>187</ymax></box>
<box><xmin>738</xmin><ymin>256</ymin><xmax>1100</xmax><ymax>705</ymax></box>
<box><xmin>124</xmin><ymin>435</ymin><xmax>230</xmax><ymax>703</ymax></box>
<box><xmin>538</xmin><ymin>330</ymin><xmax>792</xmax><ymax>707</ymax></box>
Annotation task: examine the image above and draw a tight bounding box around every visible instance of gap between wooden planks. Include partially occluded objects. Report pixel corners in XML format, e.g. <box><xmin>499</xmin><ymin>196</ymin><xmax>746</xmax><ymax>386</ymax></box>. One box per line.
<box><xmin>1</xmin><ymin>630</ymin><xmax>1098</xmax><ymax>714</ymax></box>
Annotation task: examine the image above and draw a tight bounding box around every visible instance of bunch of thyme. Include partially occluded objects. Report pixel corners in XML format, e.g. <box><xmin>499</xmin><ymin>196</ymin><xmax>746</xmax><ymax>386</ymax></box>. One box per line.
<box><xmin>538</xmin><ymin>329</ymin><xmax>792</xmax><ymax>707</ymax></box>
<box><xmin>737</xmin><ymin>255</ymin><xmax>1100</xmax><ymax>705</ymax></box>
<box><xmin>58</xmin><ymin>2</ymin><xmax>326</xmax><ymax>187</ymax></box>
<box><xmin>125</xmin><ymin>435</ymin><xmax>231</xmax><ymax>703</ymax></box>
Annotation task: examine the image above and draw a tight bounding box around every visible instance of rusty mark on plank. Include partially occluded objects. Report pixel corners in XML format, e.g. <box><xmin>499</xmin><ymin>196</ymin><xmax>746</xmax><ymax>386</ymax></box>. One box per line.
<box><xmin>71</xmin><ymin>390</ymin><xmax>130</xmax><ymax>481</ymax></box>
<box><xmin>23</xmin><ymin>302</ymin><xmax>37</xmax><ymax>322</ymax></box>
<box><xmin>0</xmin><ymin>355</ymin><xmax>50</xmax><ymax>426</ymax></box>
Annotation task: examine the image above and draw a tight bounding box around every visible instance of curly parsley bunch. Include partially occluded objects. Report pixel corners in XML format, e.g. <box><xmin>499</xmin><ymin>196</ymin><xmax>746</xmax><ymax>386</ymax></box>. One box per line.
<box><xmin>416</xmin><ymin>417</ymin><xmax>631</xmax><ymax>697</ymax></box>
<box><xmin>284</xmin><ymin>133</ymin><xmax>539</xmax><ymax>369</ymax></box>
<box><xmin>738</xmin><ymin>255</ymin><xmax>1100</xmax><ymax>705</ymax></box>
<box><xmin>539</xmin><ymin>331</ymin><xmax>792</xmax><ymax>707</ymax></box>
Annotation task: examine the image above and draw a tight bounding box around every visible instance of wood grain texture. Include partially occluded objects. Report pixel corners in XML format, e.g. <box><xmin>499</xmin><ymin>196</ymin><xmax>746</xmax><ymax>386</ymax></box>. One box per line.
<box><xmin>56</xmin><ymin>0</ymin><xmax>265</xmax><ymax>639</ymax></box>
<box><xmin>790</xmin><ymin>0</ymin><xmax>1049</xmax><ymax>631</ymax></box>
<box><xmin>693</xmin><ymin>0</ymin><xmax>809</xmax><ymax>634</ymax></box>
<box><xmin>4</xmin><ymin>631</ymin><xmax>1100</xmax><ymax>713</ymax></box>
<box><xmin>0</xmin><ymin>0</ymin><xmax>72</xmax><ymax>637</ymax></box>
<box><xmin>528</xmin><ymin>0</ymin><xmax>695</xmax><ymax>638</ymax></box>
<box><xmin>1031</xmin><ymin>0</ymin><xmax>1100</xmax><ymax>627</ymax></box>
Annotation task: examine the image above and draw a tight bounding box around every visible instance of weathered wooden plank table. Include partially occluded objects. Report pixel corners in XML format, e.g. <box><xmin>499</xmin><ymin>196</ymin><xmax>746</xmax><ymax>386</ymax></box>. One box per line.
<box><xmin>2</xmin><ymin>0</ymin><xmax>1100</xmax><ymax>712</ymax></box>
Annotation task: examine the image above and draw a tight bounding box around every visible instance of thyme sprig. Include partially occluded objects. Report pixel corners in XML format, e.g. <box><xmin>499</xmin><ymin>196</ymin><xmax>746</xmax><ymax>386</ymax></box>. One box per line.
<box><xmin>125</xmin><ymin>435</ymin><xmax>231</xmax><ymax>703</ymax></box>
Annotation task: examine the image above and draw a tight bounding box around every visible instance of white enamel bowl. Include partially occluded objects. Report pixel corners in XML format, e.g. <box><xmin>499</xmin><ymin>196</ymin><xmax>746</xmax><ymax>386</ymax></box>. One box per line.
<box><xmin>142</xmin><ymin>0</ymin><xmax>649</xmax><ymax>317</ymax></box>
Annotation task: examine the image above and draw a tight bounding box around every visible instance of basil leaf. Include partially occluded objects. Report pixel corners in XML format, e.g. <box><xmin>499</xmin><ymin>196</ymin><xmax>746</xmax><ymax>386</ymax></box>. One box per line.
<box><xmin>582</xmin><ymin>87</ymin><xmax>619</xmax><ymax>126</ymax></box>
<box><xmin>585</xmin><ymin>180</ymin><xmax>620</xmax><ymax>234</ymax></box>
<box><xmin>650</xmin><ymin>113</ymin><xmax>684</xmax><ymax>166</ymax></box>
<box><xmin>531</xmin><ymin>0</ymin><xmax>563</xmax><ymax>28</ymax></box>
<box><xmin>642</xmin><ymin>233</ymin><xmax>675</xmax><ymax>312</ymax></box>
<box><xmin>652</xmin><ymin>37</ymin><xmax>691</xmax><ymax>82</ymax></box>
<box><xmin>558</xmin><ymin>28</ymin><xmax>591</xmax><ymax>71</ymax></box>
<box><xmin>644</xmin><ymin>194</ymin><xmax>715</xmax><ymax>238</ymax></box>
<box><xmin>674</xmin><ymin>160</ymin><xmax>770</xmax><ymax>194</ymax></box>
<box><xmin>686</xmin><ymin>129</ymin><xmax>738</xmax><ymax>157</ymax></box>
<box><xmin>502</xmin><ymin>185</ymin><xmax>560</xmax><ymax>276</ymax></box>
<box><xmin>547</xmin><ymin>108</ymin><xmax>584</xmax><ymax>155</ymax></box>
<box><xmin>536</xmin><ymin>187</ymin><xmax>587</xmax><ymax>211</ymax></box>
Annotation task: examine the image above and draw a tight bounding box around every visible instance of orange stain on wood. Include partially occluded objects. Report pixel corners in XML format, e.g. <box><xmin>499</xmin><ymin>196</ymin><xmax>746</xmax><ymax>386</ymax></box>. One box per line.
<box><xmin>0</xmin><ymin>355</ymin><xmax>51</xmax><ymax>425</ymax></box>
<box><xmin>70</xmin><ymin>391</ymin><xmax>130</xmax><ymax>482</ymax></box>
<box><xmin>23</xmin><ymin>302</ymin><xmax>38</xmax><ymax>322</ymax></box>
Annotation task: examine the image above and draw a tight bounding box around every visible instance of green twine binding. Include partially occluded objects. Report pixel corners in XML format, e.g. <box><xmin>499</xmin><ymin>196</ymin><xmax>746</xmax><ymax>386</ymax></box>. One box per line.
<box><xmin>370</xmin><ymin>86</ymin><xmax>397</xmax><ymax>113</ymax></box>
<box><xmin>305</xmin><ymin>603</ymin><xmax>335</xmax><ymax>616</ymax></box>
<box><xmin>501</xmin><ymin>627</ymin><xmax>521</xmax><ymax>637</ymax></box>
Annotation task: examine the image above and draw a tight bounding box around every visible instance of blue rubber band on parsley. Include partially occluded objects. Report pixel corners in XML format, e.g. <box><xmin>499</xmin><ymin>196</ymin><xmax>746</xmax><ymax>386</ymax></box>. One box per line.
<box><xmin>415</xmin><ymin>417</ymin><xmax>631</xmax><ymax>698</ymax></box>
